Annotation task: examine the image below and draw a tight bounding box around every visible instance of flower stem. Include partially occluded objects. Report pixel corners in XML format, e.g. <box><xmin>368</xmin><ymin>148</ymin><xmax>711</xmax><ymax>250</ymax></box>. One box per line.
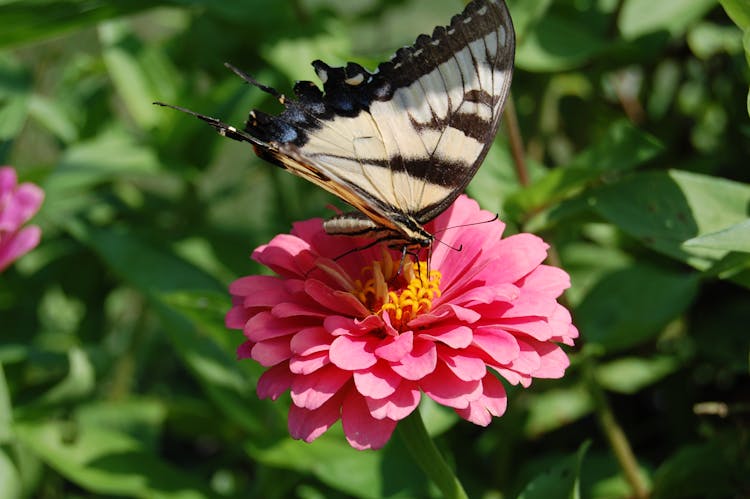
<box><xmin>398</xmin><ymin>408</ymin><xmax>469</xmax><ymax>499</ymax></box>
<box><xmin>503</xmin><ymin>93</ymin><xmax>530</xmax><ymax>187</ymax></box>
<box><xmin>583</xmin><ymin>360</ymin><xmax>650</xmax><ymax>499</ymax></box>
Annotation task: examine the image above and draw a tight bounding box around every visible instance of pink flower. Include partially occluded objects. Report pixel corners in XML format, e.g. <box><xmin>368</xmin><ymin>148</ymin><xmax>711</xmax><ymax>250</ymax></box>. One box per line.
<box><xmin>227</xmin><ymin>195</ymin><xmax>578</xmax><ymax>450</ymax></box>
<box><xmin>0</xmin><ymin>166</ymin><xmax>44</xmax><ymax>272</ymax></box>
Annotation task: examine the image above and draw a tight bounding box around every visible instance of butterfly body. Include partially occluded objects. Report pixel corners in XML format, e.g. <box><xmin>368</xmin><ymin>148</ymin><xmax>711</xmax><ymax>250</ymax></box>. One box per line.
<box><xmin>156</xmin><ymin>0</ymin><xmax>515</xmax><ymax>252</ymax></box>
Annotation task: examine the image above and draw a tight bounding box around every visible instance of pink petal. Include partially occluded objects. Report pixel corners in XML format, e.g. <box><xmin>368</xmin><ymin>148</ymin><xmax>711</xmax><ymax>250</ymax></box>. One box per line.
<box><xmin>455</xmin><ymin>374</ymin><xmax>507</xmax><ymax>426</ymax></box>
<box><xmin>374</xmin><ymin>331</ymin><xmax>413</xmax><ymax>362</ymax></box>
<box><xmin>472</xmin><ymin>326</ymin><xmax>520</xmax><ymax>365</ymax></box>
<box><xmin>518</xmin><ymin>265</ymin><xmax>571</xmax><ymax>299</ymax></box>
<box><xmin>251</xmin><ymin>337</ymin><xmax>292</xmax><ymax>366</ymax></box>
<box><xmin>226</xmin><ymin>304</ymin><xmax>252</xmax><ymax>329</ymax></box>
<box><xmin>236</xmin><ymin>341</ymin><xmax>254</xmax><ymax>359</ymax></box>
<box><xmin>420</xmin><ymin>325</ymin><xmax>473</xmax><ymax>349</ymax></box>
<box><xmin>341</xmin><ymin>392</ymin><xmax>397</xmax><ymax>450</ymax></box>
<box><xmin>502</xmin><ymin>339</ymin><xmax>541</xmax><ymax>376</ymax></box>
<box><xmin>0</xmin><ymin>226</ymin><xmax>41</xmax><ymax>271</ymax></box>
<box><xmin>289</xmin><ymin>351</ymin><xmax>329</xmax><ymax>374</ymax></box>
<box><xmin>229</xmin><ymin>275</ymin><xmax>287</xmax><ymax>301</ymax></box>
<box><xmin>329</xmin><ymin>335</ymin><xmax>377</xmax><ymax>370</ymax></box>
<box><xmin>290</xmin><ymin>327</ymin><xmax>330</xmax><ymax>356</ymax></box>
<box><xmin>304</xmin><ymin>279</ymin><xmax>370</xmax><ymax>317</ymax></box>
<box><xmin>324</xmin><ymin>315</ymin><xmax>380</xmax><ymax>338</ymax></box>
<box><xmin>366</xmin><ymin>382</ymin><xmax>421</xmax><ymax>420</ymax></box>
<box><xmin>445</xmin><ymin>282</ymin><xmax>520</xmax><ymax>308</ymax></box>
<box><xmin>0</xmin><ymin>167</ymin><xmax>16</xmax><ymax>194</ymax></box>
<box><xmin>486</xmin><ymin>233</ymin><xmax>549</xmax><ymax>284</ymax></box>
<box><xmin>0</xmin><ymin>183</ymin><xmax>44</xmax><ymax>231</ymax></box>
<box><xmin>288</xmin><ymin>392</ymin><xmax>343</xmax><ymax>443</ymax></box>
<box><xmin>409</xmin><ymin>303</ymin><xmax>481</xmax><ymax>328</ymax></box>
<box><xmin>290</xmin><ymin>365</ymin><xmax>351</xmax><ymax>410</ymax></box>
<box><xmin>252</xmin><ymin>234</ymin><xmax>316</xmax><ymax>277</ymax></box>
<box><xmin>272</xmin><ymin>301</ymin><xmax>327</xmax><ymax>318</ymax></box>
<box><xmin>530</xmin><ymin>341</ymin><xmax>570</xmax><ymax>379</ymax></box>
<box><xmin>391</xmin><ymin>339</ymin><xmax>437</xmax><ymax>380</ymax></box>
<box><xmin>493</xmin><ymin>292</ymin><xmax>558</xmax><ymax>319</ymax></box>
<box><xmin>420</xmin><ymin>363</ymin><xmax>482</xmax><ymax>409</ymax></box>
<box><xmin>257</xmin><ymin>363</ymin><xmax>294</xmax><ymax>400</ymax></box>
<box><xmin>438</xmin><ymin>348</ymin><xmax>487</xmax><ymax>381</ymax></box>
<box><xmin>244</xmin><ymin>311</ymin><xmax>311</xmax><ymax>342</ymax></box>
<box><xmin>500</xmin><ymin>316</ymin><xmax>554</xmax><ymax>342</ymax></box>
<box><xmin>353</xmin><ymin>362</ymin><xmax>401</xmax><ymax>399</ymax></box>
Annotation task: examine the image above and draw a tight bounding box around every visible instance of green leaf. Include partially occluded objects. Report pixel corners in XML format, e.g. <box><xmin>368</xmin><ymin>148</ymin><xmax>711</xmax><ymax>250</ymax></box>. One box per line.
<box><xmin>76</xmin><ymin>400</ymin><xmax>167</xmax><ymax>452</ymax></box>
<box><xmin>683</xmin><ymin>219</ymin><xmax>750</xmax><ymax>253</ymax></box>
<box><xmin>652</xmin><ymin>438</ymin><xmax>742</xmax><ymax>499</ymax></box>
<box><xmin>516</xmin><ymin>14</ymin><xmax>610</xmax><ymax>71</ymax></box>
<box><xmin>595</xmin><ymin>356</ymin><xmax>682</xmax><ymax>394</ymax></box>
<box><xmin>0</xmin><ymin>54</ymin><xmax>30</xmax><ymax>140</ymax></box>
<box><xmin>467</xmin><ymin>140</ymin><xmax>546</xmax><ymax>215</ymax></box>
<box><xmin>68</xmin><ymin>223</ymin><xmax>222</xmax><ymax>296</ymax></box>
<box><xmin>0</xmin><ymin>448</ymin><xmax>22</xmax><ymax>499</ymax></box>
<box><xmin>720</xmin><ymin>0</ymin><xmax>750</xmax><ymax>30</ymax></box>
<box><xmin>157</xmin><ymin>292</ymin><xmax>271</xmax><ymax>437</ymax></box>
<box><xmin>0</xmin><ymin>0</ymin><xmax>157</xmax><ymax>50</ymax></box>
<box><xmin>687</xmin><ymin>22</ymin><xmax>744</xmax><ymax>59</ymax></box>
<box><xmin>14</xmin><ymin>420</ymin><xmax>213</xmax><ymax>499</ymax></box>
<box><xmin>619</xmin><ymin>0</ymin><xmax>717</xmax><ymax>39</ymax></box>
<box><xmin>262</xmin><ymin>21</ymin><xmax>352</xmax><ymax>83</ymax></box>
<box><xmin>249</xmin><ymin>432</ymin><xmax>426</xmax><ymax>499</ymax></box>
<box><xmin>41</xmin><ymin>129</ymin><xmax>163</xmax><ymax>218</ymax></box>
<box><xmin>590</xmin><ymin>170</ymin><xmax>750</xmax><ymax>270</ymax></box>
<box><xmin>506</xmin><ymin>121</ymin><xmax>662</xmax><ymax>218</ymax></box>
<box><xmin>34</xmin><ymin>347</ymin><xmax>95</xmax><ymax>407</ymax></box>
<box><xmin>576</xmin><ymin>264</ymin><xmax>700</xmax><ymax>353</ymax></box>
<box><xmin>99</xmin><ymin>21</ymin><xmax>178</xmax><ymax>130</ymax></box>
<box><xmin>505</xmin><ymin>0</ymin><xmax>554</xmax><ymax>41</ymax></box>
<box><xmin>524</xmin><ymin>385</ymin><xmax>594</xmax><ymax>437</ymax></box>
<box><xmin>0</xmin><ymin>365</ymin><xmax>12</xmax><ymax>443</ymax></box>
<box><xmin>517</xmin><ymin>441</ymin><xmax>590</xmax><ymax>499</ymax></box>
<box><xmin>27</xmin><ymin>94</ymin><xmax>78</xmax><ymax>143</ymax></box>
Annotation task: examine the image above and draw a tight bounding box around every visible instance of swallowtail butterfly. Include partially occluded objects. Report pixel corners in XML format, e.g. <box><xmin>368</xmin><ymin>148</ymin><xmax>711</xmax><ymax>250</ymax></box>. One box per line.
<box><xmin>157</xmin><ymin>0</ymin><xmax>515</xmax><ymax>251</ymax></box>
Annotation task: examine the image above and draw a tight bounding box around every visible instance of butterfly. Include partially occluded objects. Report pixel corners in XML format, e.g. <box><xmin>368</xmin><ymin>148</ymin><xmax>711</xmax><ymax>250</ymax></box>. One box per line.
<box><xmin>156</xmin><ymin>0</ymin><xmax>515</xmax><ymax>253</ymax></box>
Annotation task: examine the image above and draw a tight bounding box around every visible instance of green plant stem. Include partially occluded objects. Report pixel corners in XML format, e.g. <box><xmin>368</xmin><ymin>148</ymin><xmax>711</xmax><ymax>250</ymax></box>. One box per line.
<box><xmin>583</xmin><ymin>360</ymin><xmax>650</xmax><ymax>499</ymax></box>
<box><xmin>398</xmin><ymin>408</ymin><xmax>469</xmax><ymax>499</ymax></box>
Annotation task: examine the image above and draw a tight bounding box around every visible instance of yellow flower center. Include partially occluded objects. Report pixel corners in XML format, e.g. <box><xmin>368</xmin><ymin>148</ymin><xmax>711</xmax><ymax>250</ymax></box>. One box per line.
<box><xmin>353</xmin><ymin>248</ymin><xmax>442</xmax><ymax>331</ymax></box>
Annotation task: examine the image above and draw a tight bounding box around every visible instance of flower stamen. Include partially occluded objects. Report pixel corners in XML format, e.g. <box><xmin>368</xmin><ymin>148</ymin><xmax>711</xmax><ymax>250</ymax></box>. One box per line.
<box><xmin>353</xmin><ymin>251</ymin><xmax>441</xmax><ymax>330</ymax></box>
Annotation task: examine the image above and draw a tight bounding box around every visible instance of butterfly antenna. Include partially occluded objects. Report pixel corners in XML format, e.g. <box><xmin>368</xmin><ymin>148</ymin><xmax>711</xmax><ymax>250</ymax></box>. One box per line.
<box><xmin>434</xmin><ymin>237</ymin><xmax>463</xmax><ymax>252</ymax></box>
<box><xmin>432</xmin><ymin>213</ymin><xmax>500</xmax><ymax>236</ymax></box>
<box><xmin>153</xmin><ymin>101</ymin><xmax>264</xmax><ymax>146</ymax></box>
<box><xmin>224</xmin><ymin>62</ymin><xmax>287</xmax><ymax>105</ymax></box>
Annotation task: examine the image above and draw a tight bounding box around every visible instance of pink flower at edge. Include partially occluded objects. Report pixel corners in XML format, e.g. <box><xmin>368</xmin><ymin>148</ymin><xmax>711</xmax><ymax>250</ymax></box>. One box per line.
<box><xmin>0</xmin><ymin>166</ymin><xmax>44</xmax><ymax>273</ymax></box>
<box><xmin>227</xmin><ymin>195</ymin><xmax>578</xmax><ymax>450</ymax></box>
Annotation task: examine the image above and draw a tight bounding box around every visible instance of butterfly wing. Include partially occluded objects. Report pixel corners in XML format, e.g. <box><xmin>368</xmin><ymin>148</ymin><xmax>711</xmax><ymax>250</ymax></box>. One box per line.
<box><xmin>251</xmin><ymin>0</ymin><xmax>514</xmax><ymax>230</ymax></box>
<box><xmin>158</xmin><ymin>0</ymin><xmax>515</xmax><ymax>239</ymax></box>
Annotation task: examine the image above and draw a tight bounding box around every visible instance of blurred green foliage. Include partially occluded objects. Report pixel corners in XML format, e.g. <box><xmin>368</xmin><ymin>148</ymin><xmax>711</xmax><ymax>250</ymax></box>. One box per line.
<box><xmin>1</xmin><ymin>0</ymin><xmax>749</xmax><ymax>497</ymax></box>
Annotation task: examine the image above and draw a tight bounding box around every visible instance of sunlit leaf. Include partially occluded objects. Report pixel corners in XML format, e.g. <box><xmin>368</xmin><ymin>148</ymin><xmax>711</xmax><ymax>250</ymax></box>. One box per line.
<box><xmin>524</xmin><ymin>385</ymin><xmax>593</xmax><ymax>437</ymax></box>
<box><xmin>720</xmin><ymin>0</ymin><xmax>750</xmax><ymax>30</ymax></box>
<box><xmin>596</xmin><ymin>356</ymin><xmax>682</xmax><ymax>394</ymax></box>
<box><xmin>589</xmin><ymin>170</ymin><xmax>750</xmax><ymax>270</ymax></box>
<box><xmin>619</xmin><ymin>0</ymin><xmax>716</xmax><ymax>39</ymax></box>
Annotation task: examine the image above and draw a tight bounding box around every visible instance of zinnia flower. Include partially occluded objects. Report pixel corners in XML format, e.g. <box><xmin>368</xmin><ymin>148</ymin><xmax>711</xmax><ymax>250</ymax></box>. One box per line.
<box><xmin>226</xmin><ymin>195</ymin><xmax>578</xmax><ymax>450</ymax></box>
<box><xmin>0</xmin><ymin>166</ymin><xmax>44</xmax><ymax>273</ymax></box>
